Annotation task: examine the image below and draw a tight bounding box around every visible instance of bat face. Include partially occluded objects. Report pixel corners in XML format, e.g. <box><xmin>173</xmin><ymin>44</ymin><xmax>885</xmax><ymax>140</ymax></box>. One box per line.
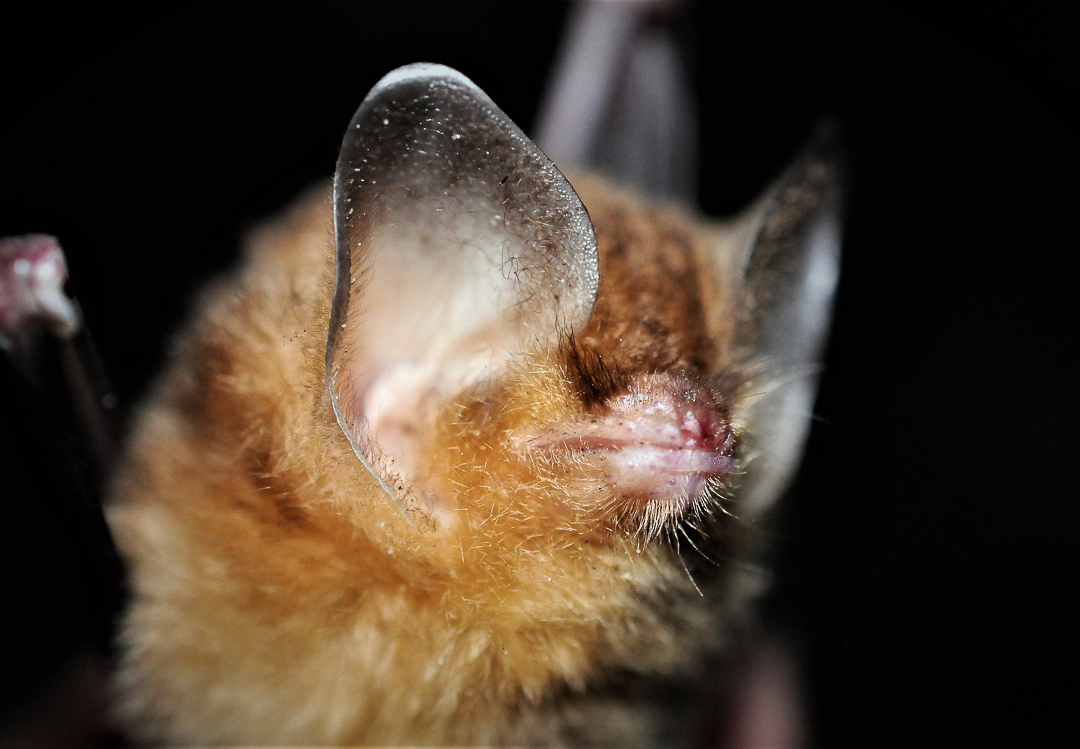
<box><xmin>107</xmin><ymin>64</ymin><xmax>841</xmax><ymax>746</ymax></box>
<box><xmin>327</xmin><ymin>66</ymin><xmax>737</xmax><ymax>544</ymax></box>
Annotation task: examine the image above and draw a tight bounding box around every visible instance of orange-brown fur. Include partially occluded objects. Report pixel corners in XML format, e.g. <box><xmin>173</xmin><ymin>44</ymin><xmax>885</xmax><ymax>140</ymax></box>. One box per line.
<box><xmin>108</xmin><ymin>178</ymin><xmax>762</xmax><ymax>745</ymax></box>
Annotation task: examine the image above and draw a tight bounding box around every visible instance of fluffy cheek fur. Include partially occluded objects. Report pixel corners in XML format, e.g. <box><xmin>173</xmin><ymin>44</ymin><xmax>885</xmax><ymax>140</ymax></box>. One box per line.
<box><xmin>433</xmin><ymin>357</ymin><xmax>733</xmax><ymax>551</ymax></box>
<box><xmin>109</xmin><ymin>404</ymin><xmax>715</xmax><ymax>744</ymax></box>
<box><xmin>107</xmin><ymin>188</ymin><xmax>735</xmax><ymax>745</ymax></box>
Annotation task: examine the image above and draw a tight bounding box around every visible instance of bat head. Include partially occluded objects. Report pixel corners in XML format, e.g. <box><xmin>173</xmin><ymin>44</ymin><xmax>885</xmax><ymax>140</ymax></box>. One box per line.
<box><xmin>326</xmin><ymin>64</ymin><xmax>842</xmax><ymax>557</ymax></box>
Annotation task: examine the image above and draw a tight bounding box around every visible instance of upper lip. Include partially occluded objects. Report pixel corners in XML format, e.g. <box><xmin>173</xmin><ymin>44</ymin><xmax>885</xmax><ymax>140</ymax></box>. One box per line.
<box><xmin>518</xmin><ymin>399</ymin><xmax>735</xmax><ymax>476</ymax></box>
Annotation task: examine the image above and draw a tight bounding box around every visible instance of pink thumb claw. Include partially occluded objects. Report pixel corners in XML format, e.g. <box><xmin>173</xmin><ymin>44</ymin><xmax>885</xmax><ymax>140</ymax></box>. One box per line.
<box><xmin>0</xmin><ymin>234</ymin><xmax>81</xmax><ymax>351</ymax></box>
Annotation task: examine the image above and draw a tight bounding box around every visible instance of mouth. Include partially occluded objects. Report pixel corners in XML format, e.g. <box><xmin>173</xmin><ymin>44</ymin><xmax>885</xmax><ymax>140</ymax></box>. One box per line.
<box><xmin>518</xmin><ymin>373</ymin><xmax>737</xmax><ymax>508</ymax></box>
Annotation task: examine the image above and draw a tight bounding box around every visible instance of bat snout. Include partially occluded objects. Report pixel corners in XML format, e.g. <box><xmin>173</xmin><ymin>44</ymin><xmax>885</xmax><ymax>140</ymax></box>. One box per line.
<box><xmin>515</xmin><ymin>371</ymin><xmax>736</xmax><ymax>541</ymax></box>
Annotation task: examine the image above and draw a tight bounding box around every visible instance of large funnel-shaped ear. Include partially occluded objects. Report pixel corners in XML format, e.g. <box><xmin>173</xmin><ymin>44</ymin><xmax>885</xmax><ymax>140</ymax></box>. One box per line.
<box><xmin>720</xmin><ymin>124</ymin><xmax>844</xmax><ymax>516</ymax></box>
<box><xmin>327</xmin><ymin>63</ymin><xmax>598</xmax><ymax>523</ymax></box>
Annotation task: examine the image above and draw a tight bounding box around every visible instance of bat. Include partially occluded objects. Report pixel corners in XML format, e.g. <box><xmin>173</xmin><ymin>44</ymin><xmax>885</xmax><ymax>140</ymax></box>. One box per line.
<box><xmin>7</xmin><ymin>3</ymin><xmax>1077</xmax><ymax>746</ymax></box>
<box><xmin>102</xmin><ymin>59</ymin><xmax>842</xmax><ymax>746</ymax></box>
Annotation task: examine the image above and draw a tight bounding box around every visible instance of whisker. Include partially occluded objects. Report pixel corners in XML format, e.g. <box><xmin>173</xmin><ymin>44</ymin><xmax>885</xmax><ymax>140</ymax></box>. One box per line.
<box><xmin>672</xmin><ymin>534</ymin><xmax>704</xmax><ymax>597</ymax></box>
<box><xmin>678</xmin><ymin>522</ymin><xmax>720</xmax><ymax>568</ymax></box>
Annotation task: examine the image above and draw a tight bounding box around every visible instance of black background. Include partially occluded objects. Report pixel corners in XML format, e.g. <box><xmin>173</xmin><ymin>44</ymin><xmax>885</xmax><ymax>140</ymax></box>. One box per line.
<box><xmin>2</xmin><ymin>2</ymin><xmax>1076</xmax><ymax>746</ymax></box>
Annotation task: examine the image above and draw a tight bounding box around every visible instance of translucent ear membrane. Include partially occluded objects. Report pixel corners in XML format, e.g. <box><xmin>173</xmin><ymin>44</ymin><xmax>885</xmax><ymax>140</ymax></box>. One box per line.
<box><xmin>326</xmin><ymin>63</ymin><xmax>599</xmax><ymax>524</ymax></box>
<box><xmin>730</xmin><ymin>124</ymin><xmax>844</xmax><ymax>516</ymax></box>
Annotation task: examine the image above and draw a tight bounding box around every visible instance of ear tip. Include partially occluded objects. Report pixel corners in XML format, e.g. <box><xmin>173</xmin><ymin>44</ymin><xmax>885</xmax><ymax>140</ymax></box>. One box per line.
<box><xmin>803</xmin><ymin>118</ymin><xmax>848</xmax><ymax>194</ymax></box>
<box><xmin>369</xmin><ymin>63</ymin><xmax>481</xmax><ymax>99</ymax></box>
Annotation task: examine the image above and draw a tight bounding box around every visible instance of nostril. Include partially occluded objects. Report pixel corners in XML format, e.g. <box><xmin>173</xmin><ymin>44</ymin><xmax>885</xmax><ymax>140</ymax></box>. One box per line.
<box><xmin>608</xmin><ymin>371</ymin><xmax>734</xmax><ymax>451</ymax></box>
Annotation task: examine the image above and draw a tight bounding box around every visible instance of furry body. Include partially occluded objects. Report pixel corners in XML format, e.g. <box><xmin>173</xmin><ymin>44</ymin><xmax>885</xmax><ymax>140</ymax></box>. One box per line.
<box><xmin>109</xmin><ymin>178</ymin><xmax>767</xmax><ymax>745</ymax></box>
